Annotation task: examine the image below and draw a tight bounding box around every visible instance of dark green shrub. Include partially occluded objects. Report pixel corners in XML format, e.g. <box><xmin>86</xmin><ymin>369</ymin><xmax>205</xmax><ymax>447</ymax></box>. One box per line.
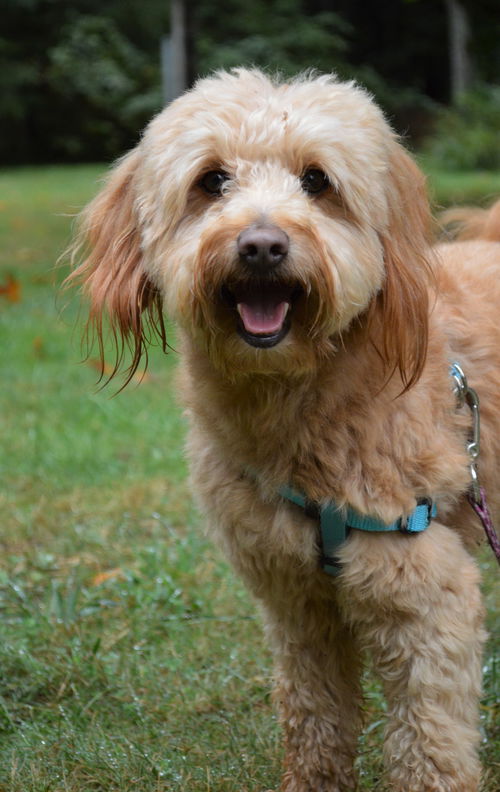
<box><xmin>194</xmin><ymin>0</ymin><xmax>350</xmax><ymax>77</ymax></box>
<box><xmin>47</xmin><ymin>16</ymin><xmax>162</xmax><ymax>160</ymax></box>
<box><xmin>424</xmin><ymin>84</ymin><xmax>500</xmax><ymax>170</ymax></box>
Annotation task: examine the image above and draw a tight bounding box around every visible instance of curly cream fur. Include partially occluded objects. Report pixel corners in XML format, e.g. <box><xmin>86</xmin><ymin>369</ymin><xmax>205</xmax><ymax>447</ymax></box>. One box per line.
<box><xmin>69</xmin><ymin>69</ymin><xmax>500</xmax><ymax>791</ymax></box>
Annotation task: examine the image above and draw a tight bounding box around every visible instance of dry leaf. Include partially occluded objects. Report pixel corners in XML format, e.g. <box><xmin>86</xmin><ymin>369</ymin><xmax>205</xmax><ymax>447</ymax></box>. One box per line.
<box><xmin>91</xmin><ymin>568</ymin><xmax>125</xmax><ymax>586</ymax></box>
<box><xmin>0</xmin><ymin>274</ymin><xmax>21</xmax><ymax>303</ymax></box>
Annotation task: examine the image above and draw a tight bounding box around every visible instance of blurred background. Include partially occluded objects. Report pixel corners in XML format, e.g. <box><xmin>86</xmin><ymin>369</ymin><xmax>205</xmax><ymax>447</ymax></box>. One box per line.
<box><xmin>1</xmin><ymin>0</ymin><xmax>499</xmax><ymax>170</ymax></box>
<box><xmin>0</xmin><ymin>2</ymin><xmax>499</xmax><ymax>791</ymax></box>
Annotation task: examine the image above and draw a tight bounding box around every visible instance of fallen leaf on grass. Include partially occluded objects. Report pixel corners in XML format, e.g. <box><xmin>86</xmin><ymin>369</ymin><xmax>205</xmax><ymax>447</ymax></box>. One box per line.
<box><xmin>0</xmin><ymin>274</ymin><xmax>21</xmax><ymax>303</ymax></box>
<box><xmin>91</xmin><ymin>567</ymin><xmax>126</xmax><ymax>586</ymax></box>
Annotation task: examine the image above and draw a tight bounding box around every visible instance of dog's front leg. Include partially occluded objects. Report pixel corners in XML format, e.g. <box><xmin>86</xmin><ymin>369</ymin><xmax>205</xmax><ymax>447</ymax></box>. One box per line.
<box><xmin>338</xmin><ymin>522</ymin><xmax>486</xmax><ymax>792</ymax></box>
<box><xmin>262</xmin><ymin>599</ymin><xmax>363</xmax><ymax>792</ymax></box>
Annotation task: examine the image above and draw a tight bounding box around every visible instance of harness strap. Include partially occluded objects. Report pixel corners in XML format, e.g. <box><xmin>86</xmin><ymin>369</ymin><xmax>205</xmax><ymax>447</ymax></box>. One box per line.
<box><xmin>275</xmin><ymin>362</ymin><xmax>500</xmax><ymax>576</ymax></box>
<box><xmin>279</xmin><ymin>484</ymin><xmax>437</xmax><ymax>576</ymax></box>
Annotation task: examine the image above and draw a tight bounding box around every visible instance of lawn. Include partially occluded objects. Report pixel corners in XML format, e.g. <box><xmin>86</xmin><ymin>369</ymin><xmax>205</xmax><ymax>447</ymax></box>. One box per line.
<box><xmin>0</xmin><ymin>163</ymin><xmax>499</xmax><ymax>791</ymax></box>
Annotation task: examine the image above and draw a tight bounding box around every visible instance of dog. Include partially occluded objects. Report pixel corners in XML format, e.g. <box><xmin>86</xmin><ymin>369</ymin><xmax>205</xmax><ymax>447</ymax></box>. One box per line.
<box><xmin>69</xmin><ymin>69</ymin><xmax>500</xmax><ymax>791</ymax></box>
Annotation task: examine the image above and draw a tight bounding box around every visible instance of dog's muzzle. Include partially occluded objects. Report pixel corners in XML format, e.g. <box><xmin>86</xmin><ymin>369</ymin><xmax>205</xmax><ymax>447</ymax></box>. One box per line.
<box><xmin>223</xmin><ymin>223</ymin><xmax>298</xmax><ymax>348</ymax></box>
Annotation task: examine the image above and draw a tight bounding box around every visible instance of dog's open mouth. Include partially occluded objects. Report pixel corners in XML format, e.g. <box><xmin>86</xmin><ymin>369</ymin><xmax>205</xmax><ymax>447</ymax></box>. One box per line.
<box><xmin>222</xmin><ymin>282</ymin><xmax>301</xmax><ymax>348</ymax></box>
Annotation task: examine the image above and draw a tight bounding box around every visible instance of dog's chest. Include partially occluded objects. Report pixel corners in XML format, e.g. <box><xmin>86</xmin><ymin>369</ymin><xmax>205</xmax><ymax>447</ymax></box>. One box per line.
<box><xmin>182</xmin><ymin>355</ymin><xmax>470</xmax><ymax>526</ymax></box>
<box><xmin>189</xmin><ymin>377</ymin><xmax>412</xmax><ymax>514</ymax></box>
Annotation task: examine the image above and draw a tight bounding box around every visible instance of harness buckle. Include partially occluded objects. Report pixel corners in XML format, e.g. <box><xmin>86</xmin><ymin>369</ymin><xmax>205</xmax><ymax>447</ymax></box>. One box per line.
<box><xmin>304</xmin><ymin>499</ymin><xmax>320</xmax><ymax>520</ymax></box>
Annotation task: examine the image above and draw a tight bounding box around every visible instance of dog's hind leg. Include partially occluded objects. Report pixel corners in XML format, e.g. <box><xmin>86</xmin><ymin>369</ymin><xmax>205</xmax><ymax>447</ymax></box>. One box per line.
<box><xmin>338</xmin><ymin>522</ymin><xmax>486</xmax><ymax>792</ymax></box>
<box><xmin>262</xmin><ymin>599</ymin><xmax>363</xmax><ymax>792</ymax></box>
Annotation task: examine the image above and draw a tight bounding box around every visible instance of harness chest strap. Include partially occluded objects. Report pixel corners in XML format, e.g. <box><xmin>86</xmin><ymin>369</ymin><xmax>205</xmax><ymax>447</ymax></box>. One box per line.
<box><xmin>273</xmin><ymin>362</ymin><xmax>499</xmax><ymax>576</ymax></box>
<box><xmin>279</xmin><ymin>485</ymin><xmax>437</xmax><ymax>576</ymax></box>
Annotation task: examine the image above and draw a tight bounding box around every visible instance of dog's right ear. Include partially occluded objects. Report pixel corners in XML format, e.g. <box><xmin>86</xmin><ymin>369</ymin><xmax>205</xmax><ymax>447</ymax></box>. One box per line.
<box><xmin>66</xmin><ymin>149</ymin><xmax>166</xmax><ymax>385</ymax></box>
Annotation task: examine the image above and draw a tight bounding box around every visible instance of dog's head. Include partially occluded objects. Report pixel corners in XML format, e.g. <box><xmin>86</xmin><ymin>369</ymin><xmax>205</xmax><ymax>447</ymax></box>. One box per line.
<box><xmin>70</xmin><ymin>69</ymin><xmax>432</xmax><ymax>385</ymax></box>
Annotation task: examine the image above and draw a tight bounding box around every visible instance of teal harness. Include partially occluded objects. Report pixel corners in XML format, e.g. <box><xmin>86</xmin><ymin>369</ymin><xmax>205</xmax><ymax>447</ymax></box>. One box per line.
<box><xmin>279</xmin><ymin>484</ymin><xmax>437</xmax><ymax>576</ymax></box>
<box><xmin>268</xmin><ymin>362</ymin><xmax>487</xmax><ymax>577</ymax></box>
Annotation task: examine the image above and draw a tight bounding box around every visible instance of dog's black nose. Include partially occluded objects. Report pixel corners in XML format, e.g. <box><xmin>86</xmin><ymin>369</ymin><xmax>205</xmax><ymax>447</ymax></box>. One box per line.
<box><xmin>237</xmin><ymin>225</ymin><xmax>289</xmax><ymax>271</ymax></box>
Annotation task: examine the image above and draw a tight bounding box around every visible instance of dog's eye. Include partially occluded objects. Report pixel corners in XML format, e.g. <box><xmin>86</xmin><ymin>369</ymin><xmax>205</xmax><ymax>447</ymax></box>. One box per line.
<box><xmin>199</xmin><ymin>170</ymin><xmax>230</xmax><ymax>196</ymax></box>
<box><xmin>301</xmin><ymin>169</ymin><xmax>329</xmax><ymax>195</ymax></box>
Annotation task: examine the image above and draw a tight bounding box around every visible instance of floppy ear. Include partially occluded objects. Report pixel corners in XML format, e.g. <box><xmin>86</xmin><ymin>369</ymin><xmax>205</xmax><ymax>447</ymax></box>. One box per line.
<box><xmin>374</xmin><ymin>145</ymin><xmax>434</xmax><ymax>391</ymax></box>
<box><xmin>67</xmin><ymin>149</ymin><xmax>166</xmax><ymax>384</ymax></box>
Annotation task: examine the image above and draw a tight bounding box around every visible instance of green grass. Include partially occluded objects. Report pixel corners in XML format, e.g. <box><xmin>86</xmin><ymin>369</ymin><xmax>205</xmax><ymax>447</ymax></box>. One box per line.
<box><xmin>0</xmin><ymin>163</ymin><xmax>499</xmax><ymax>791</ymax></box>
<box><xmin>419</xmin><ymin>159</ymin><xmax>500</xmax><ymax>209</ymax></box>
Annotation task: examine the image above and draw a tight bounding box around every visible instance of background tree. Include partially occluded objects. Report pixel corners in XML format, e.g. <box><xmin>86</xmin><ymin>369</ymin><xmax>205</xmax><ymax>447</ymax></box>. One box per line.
<box><xmin>0</xmin><ymin>0</ymin><xmax>498</xmax><ymax>164</ymax></box>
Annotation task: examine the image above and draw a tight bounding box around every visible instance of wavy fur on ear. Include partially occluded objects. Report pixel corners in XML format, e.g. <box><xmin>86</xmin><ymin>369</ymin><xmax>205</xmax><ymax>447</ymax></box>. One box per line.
<box><xmin>66</xmin><ymin>150</ymin><xmax>167</xmax><ymax>385</ymax></box>
<box><xmin>372</xmin><ymin>146</ymin><xmax>435</xmax><ymax>391</ymax></box>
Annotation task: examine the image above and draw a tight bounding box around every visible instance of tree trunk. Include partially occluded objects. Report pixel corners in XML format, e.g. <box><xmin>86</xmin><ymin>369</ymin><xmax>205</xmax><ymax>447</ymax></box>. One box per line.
<box><xmin>161</xmin><ymin>0</ymin><xmax>188</xmax><ymax>105</ymax></box>
<box><xmin>445</xmin><ymin>0</ymin><xmax>472</xmax><ymax>102</ymax></box>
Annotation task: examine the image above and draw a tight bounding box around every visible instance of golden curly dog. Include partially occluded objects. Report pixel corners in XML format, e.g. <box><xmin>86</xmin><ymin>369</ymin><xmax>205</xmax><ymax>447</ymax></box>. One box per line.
<box><xmin>69</xmin><ymin>69</ymin><xmax>500</xmax><ymax>791</ymax></box>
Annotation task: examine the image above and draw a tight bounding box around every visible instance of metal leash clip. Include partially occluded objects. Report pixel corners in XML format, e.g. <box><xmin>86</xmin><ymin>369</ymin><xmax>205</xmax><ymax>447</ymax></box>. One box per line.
<box><xmin>451</xmin><ymin>363</ymin><xmax>500</xmax><ymax>566</ymax></box>
<box><xmin>450</xmin><ymin>363</ymin><xmax>481</xmax><ymax>504</ymax></box>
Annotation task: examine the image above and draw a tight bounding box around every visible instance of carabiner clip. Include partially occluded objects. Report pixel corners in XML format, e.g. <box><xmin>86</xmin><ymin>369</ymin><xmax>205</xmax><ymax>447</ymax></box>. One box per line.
<box><xmin>450</xmin><ymin>363</ymin><xmax>482</xmax><ymax>504</ymax></box>
<box><xmin>465</xmin><ymin>385</ymin><xmax>480</xmax><ymax>461</ymax></box>
<box><xmin>469</xmin><ymin>457</ymin><xmax>482</xmax><ymax>505</ymax></box>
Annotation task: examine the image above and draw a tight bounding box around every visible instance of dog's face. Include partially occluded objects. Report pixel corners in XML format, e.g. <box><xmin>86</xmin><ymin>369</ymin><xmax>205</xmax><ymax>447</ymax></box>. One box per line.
<box><xmin>71</xmin><ymin>69</ymin><xmax>432</xmax><ymax>384</ymax></box>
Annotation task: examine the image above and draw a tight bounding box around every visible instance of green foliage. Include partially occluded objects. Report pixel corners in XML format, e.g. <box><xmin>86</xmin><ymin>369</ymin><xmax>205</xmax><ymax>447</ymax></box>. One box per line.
<box><xmin>424</xmin><ymin>84</ymin><xmax>500</xmax><ymax>171</ymax></box>
<box><xmin>419</xmin><ymin>160</ymin><xmax>500</xmax><ymax>208</ymax></box>
<box><xmin>194</xmin><ymin>0</ymin><xmax>350</xmax><ymax>76</ymax></box>
<box><xmin>0</xmin><ymin>2</ymin><xmax>164</xmax><ymax>164</ymax></box>
<box><xmin>1</xmin><ymin>0</ymin><xmax>499</xmax><ymax>164</ymax></box>
<box><xmin>47</xmin><ymin>17</ymin><xmax>161</xmax><ymax>160</ymax></box>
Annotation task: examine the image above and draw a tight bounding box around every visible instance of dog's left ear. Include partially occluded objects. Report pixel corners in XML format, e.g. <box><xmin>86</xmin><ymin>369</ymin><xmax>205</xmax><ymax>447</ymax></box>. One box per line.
<box><xmin>375</xmin><ymin>145</ymin><xmax>434</xmax><ymax>391</ymax></box>
<box><xmin>67</xmin><ymin>149</ymin><xmax>166</xmax><ymax>385</ymax></box>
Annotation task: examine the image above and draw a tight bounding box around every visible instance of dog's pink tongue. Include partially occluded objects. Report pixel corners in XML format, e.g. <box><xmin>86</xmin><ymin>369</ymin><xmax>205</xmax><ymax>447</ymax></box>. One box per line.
<box><xmin>237</xmin><ymin>297</ymin><xmax>290</xmax><ymax>335</ymax></box>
